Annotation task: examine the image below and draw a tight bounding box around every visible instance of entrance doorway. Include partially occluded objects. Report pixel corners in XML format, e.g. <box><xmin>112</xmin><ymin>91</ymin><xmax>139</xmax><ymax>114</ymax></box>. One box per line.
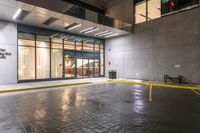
<box><xmin>64</xmin><ymin>55</ymin><xmax>75</xmax><ymax>78</ymax></box>
<box><xmin>76</xmin><ymin>58</ymin><xmax>99</xmax><ymax>78</ymax></box>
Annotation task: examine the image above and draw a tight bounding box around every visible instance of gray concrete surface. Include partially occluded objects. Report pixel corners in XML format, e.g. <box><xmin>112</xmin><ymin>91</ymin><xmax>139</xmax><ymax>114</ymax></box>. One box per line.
<box><xmin>0</xmin><ymin>83</ymin><xmax>200</xmax><ymax>133</ymax></box>
<box><xmin>105</xmin><ymin>7</ymin><xmax>200</xmax><ymax>83</ymax></box>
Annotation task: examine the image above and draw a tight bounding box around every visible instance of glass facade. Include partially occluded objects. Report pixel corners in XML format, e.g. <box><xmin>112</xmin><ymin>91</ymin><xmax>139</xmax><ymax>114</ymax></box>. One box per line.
<box><xmin>18</xmin><ymin>32</ymin><xmax>105</xmax><ymax>81</ymax></box>
<box><xmin>135</xmin><ymin>0</ymin><xmax>198</xmax><ymax>24</ymax></box>
<box><xmin>161</xmin><ymin>0</ymin><xmax>199</xmax><ymax>15</ymax></box>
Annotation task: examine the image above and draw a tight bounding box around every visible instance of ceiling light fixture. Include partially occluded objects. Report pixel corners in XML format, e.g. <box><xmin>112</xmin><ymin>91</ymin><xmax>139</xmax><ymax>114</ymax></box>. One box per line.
<box><xmin>84</xmin><ymin>28</ymin><xmax>99</xmax><ymax>34</ymax></box>
<box><xmin>80</xmin><ymin>27</ymin><xmax>95</xmax><ymax>33</ymax></box>
<box><xmin>68</xmin><ymin>24</ymin><xmax>82</xmax><ymax>31</ymax></box>
<box><xmin>105</xmin><ymin>33</ymin><xmax>119</xmax><ymax>38</ymax></box>
<box><xmin>95</xmin><ymin>31</ymin><xmax>110</xmax><ymax>36</ymax></box>
<box><xmin>98</xmin><ymin>31</ymin><xmax>113</xmax><ymax>37</ymax></box>
<box><xmin>13</xmin><ymin>8</ymin><xmax>22</xmax><ymax>20</ymax></box>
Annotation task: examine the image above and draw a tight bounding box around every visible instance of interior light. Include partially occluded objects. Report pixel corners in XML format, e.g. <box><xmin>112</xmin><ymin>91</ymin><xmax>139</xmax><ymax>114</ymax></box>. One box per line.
<box><xmin>68</xmin><ymin>24</ymin><xmax>82</xmax><ymax>31</ymax></box>
<box><xmin>80</xmin><ymin>27</ymin><xmax>94</xmax><ymax>33</ymax></box>
<box><xmin>13</xmin><ymin>8</ymin><xmax>22</xmax><ymax>20</ymax></box>
<box><xmin>84</xmin><ymin>28</ymin><xmax>99</xmax><ymax>34</ymax></box>
<box><xmin>105</xmin><ymin>33</ymin><xmax>119</xmax><ymax>38</ymax></box>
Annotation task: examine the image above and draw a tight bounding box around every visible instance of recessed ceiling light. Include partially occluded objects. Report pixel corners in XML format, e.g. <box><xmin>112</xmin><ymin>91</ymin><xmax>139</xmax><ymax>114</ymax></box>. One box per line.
<box><xmin>105</xmin><ymin>33</ymin><xmax>119</xmax><ymax>38</ymax></box>
<box><xmin>98</xmin><ymin>31</ymin><xmax>113</xmax><ymax>37</ymax></box>
<box><xmin>80</xmin><ymin>27</ymin><xmax>95</xmax><ymax>33</ymax></box>
<box><xmin>95</xmin><ymin>31</ymin><xmax>110</xmax><ymax>36</ymax></box>
<box><xmin>13</xmin><ymin>8</ymin><xmax>22</xmax><ymax>20</ymax></box>
<box><xmin>84</xmin><ymin>28</ymin><xmax>99</xmax><ymax>34</ymax></box>
<box><xmin>67</xmin><ymin>23</ymin><xmax>82</xmax><ymax>31</ymax></box>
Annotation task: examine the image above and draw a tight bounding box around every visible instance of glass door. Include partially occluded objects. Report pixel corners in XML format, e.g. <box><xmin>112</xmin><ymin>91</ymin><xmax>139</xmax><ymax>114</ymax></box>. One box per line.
<box><xmin>77</xmin><ymin>59</ymin><xmax>83</xmax><ymax>78</ymax></box>
<box><xmin>83</xmin><ymin>59</ymin><xmax>89</xmax><ymax>78</ymax></box>
<box><xmin>94</xmin><ymin>60</ymin><xmax>100</xmax><ymax>77</ymax></box>
<box><xmin>89</xmin><ymin>59</ymin><xmax>94</xmax><ymax>78</ymax></box>
<box><xmin>76</xmin><ymin>58</ymin><xmax>99</xmax><ymax>78</ymax></box>
<box><xmin>64</xmin><ymin>55</ymin><xmax>75</xmax><ymax>78</ymax></box>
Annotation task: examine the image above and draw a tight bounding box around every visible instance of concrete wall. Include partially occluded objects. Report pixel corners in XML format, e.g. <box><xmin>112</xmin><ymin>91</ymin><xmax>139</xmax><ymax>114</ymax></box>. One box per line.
<box><xmin>105</xmin><ymin>7</ymin><xmax>200</xmax><ymax>83</ymax></box>
<box><xmin>0</xmin><ymin>20</ymin><xmax>17</xmax><ymax>85</ymax></box>
<box><xmin>106</xmin><ymin>0</ymin><xmax>133</xmax><ymax>24</ymax></box>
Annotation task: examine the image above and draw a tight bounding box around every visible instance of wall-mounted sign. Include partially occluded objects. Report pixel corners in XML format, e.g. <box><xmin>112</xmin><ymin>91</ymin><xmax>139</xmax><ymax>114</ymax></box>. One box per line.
<box><xmin>0</xmin><ymin>48</ymin><xmax>12</xmax><ymax>59</ymax></box>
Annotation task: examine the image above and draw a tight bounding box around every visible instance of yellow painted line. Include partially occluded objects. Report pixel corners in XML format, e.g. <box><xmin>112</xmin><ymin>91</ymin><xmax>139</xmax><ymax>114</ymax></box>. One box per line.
<box><xmin>108</xmin><ymin>80</ymin><xmax>200</xmax><ymax>91</ymax></box>
<box><xmin>0</xmin><ymin>82</ymin><xmax>93</xmax><ymax>94</ymax></box>
<box><xmin>149</xmin><ymin>83</ymin><xmax>153</xmax><ymax>102</ymax></box>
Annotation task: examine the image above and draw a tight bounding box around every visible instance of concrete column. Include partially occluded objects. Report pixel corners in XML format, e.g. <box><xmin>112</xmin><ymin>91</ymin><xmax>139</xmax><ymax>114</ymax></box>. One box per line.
<box><xmin>0</xmin><ymin>20</ymin><xmax>17</xmax><ymax>85</ymax></box>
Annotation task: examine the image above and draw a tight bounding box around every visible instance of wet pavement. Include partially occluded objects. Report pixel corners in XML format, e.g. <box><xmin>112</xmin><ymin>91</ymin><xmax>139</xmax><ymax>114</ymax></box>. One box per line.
<box><xmin>0</xmin><ymin>83</ymin><xmax>200</xmax><ymax>133</ymax></box>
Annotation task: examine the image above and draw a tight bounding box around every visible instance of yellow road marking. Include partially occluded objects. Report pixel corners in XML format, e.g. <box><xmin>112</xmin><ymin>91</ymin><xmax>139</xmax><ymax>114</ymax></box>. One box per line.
<box><xmin>108</xmin><ymin>80</ymin><xmax>200</xmax><ymax>91</ymax></box>
<box><xmin>0</xmin><ymin>82</ymin><xmax>93</xmax><ymax>94</ymax></box>
<box><xmin>149</xmin><ymin>83</ymin><xmax>153</xmax><ymax>102</ymax></box>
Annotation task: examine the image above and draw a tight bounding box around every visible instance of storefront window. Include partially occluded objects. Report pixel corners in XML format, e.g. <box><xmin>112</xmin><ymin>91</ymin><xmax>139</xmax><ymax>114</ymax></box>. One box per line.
<box><xmin>36</xmin><ymin>47</ymin><xmax>50</xmax><ymax>79</ymax></box>
<box><xmin>18</xmin><ymin>31</ymin><xmax>105</xmax><ymax>81</ymax></box>
<box><xmin>95</xmin><ymin>43</ymin><xmax>100</xmax><ymax>52</ymax></box>
<box><xmin>76</xmin><ymin>42</ymin><xmax>82</xmax><ymax>51</ymax></box>
<box><xmin>51</xmin><ymin>49</ymin><xmax>63</xmax><ymax>78</ymax></box>
<box><xmin>18</xmin><ymin>33</ymin><xmax>35</xmax><ymax>80</ymax></box>
<box><xmin>64</xmin><ymin>41</ymin><xmax>75</xmax><ymax>50</ymax></box>
<box><xmin>51</xmin><ymin>37</ymin><xmax>63</xmax><ymax>78</ymax></box>
<box><xmin>100</xmin><ymin>44</ymin><xmax>104</xmax><ymax>76</ymax></box>
<box><xmin>135</xmin><ymin>0</ymin><xmax>199</xmax><ymax>24</ymax></box>
<box><xmin>148</xmin><ymin>0</ymin><xmax>161</xmax><ymax>20</ymax></box>
<box><xmin>18</xmin><ymin>46</ymin><xmax>35</xmax><ymax>80</ymax></box>
<box><xmin>161</xmin><ymin>0</ymin><xmax>199</xmax><ymax>15</ymax></box>
<box><xmin>83</xmin><ymin>43</ymin><xmax>94</xmax><ymax>52</ymax></box>
<box><xmin>135</xmin><ymin>0</ymin><xmax>146</xmax><ymax>24</ymax></box>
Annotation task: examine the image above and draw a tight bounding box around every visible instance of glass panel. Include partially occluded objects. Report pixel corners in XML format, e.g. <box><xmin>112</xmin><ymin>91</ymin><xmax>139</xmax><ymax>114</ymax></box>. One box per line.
<box><xmin>64</xmin><ymin>55</ymin><xmax>75</xmax><ymax>78</ymax></box>
<box><xmin>18</xmin><ymin>32</ymin><xmax>35</xmax><ymax>40</ymax></box>
<box><xmin>37</xmin><ymin>35</ymin><xmax>50</xmax><ymax>42</ymax></box>
<box><xmin>51</xmin><ymin>37</ymin><xmax>62</xmax><ymax>43</ymax></box>
<box><xmin>161</xmin><ymin>0</ymin><xmax>179</xmax><ymax>15</ymax></box>
<box><xmin>135</xmin><ymin>0</ymin><xmax>146</xmax><ymax>24</ymax></box>
<box><xmin>148</xmin><ymin>0</ymin><xmax>161</xmax><ymax>20</ymax></box>
<box><xmin>18</xmin><ymin>39</ymin><xmax>35</xmax><ymax>47</ymax></box>
<box><xmin>36</xmin><ymin>41</ymin><xmax>50</xmax><ymax>48</ymax></box>
<box><xmin>77</xmin><ymin>59</ymin><xmax>83</xmax><ymax>78</ymax></box>
<box><xmin>95</xmin><ymin>44</ymin><xmax>100</xmax><ymax>52</ymax></box>
<box><xmin>83</xmin><ymin>59</ymin><xmax>89</xmax><ymax>78</ymax></box>
<box><xmin>100</xmin><ymin>54</ymin><xmax>104</xmax><ymax>76</ymax></box>
<box><xmin>161</xmin><ymin>0</ymin><xmax>199</xmax><ymax>15</ymax></box>
<box><xmin>100</xmin><ymin>44</ymin><xmax>104</xmax><ymax>76</ymax></box>
<box><xmin>89</xmin><ymin>59</ymin><xmax>94</xmax><ymax>77</ymax></box>
<box><xmin>95</xmin><ymin>60</ymin><xmax>99</xmax><ymax>77</ymax></box>
<box><xmin>52</xmin><ymin>43</ymin><xmax>63</xmax><ymax>49</ymax></box>
<box><xmin>18</xmin><ymin>46</ymin><xmax>35</xmax><ymax>80</ymax></box>
<box><xmin>36</xmin><ymin>48</ymin><xmax>50</xmax><ymax>79</ymax></box>
<box><xmin>64</xmin><ymin>41</ymin><xmax>75</xmax><ymax>50</ymax></box>
<box><xmin>83</xmin><ymin>43</ymin><xmax>94</xmax><ymax>52</ymax></box>
<box><xmin>76</xmin><ymin>42</ymin><xmax>82</xmax><ymax>51</ymax></box>
<box><xmin>51</xmin><ymin>49</ymin><xmax>63</xmax><ymax>78</ymax></box>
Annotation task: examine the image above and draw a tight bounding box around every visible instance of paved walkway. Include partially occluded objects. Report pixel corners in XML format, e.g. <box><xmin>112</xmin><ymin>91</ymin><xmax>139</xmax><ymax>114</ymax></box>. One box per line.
<box><xmin>0</xmin><ymin>78</ymin><xmax>108</xmax><ymax>91</ymax></box>
<box><xmin>0</xmin><ymin>83</ymin><xmax>200</xmax><ymax>133</ymax></box>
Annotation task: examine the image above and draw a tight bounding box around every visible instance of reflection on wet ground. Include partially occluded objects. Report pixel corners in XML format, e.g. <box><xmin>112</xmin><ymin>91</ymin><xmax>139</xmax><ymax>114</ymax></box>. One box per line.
<box><xmin>0</xmin><ymin>83</ymin><xmax>200</xmax><ymax>133</ymax></box>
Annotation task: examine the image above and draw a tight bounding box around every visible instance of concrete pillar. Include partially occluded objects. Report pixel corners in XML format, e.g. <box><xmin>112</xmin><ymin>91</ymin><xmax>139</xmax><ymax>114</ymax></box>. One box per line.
<box><xmin>0</xmin><ymin>20</ymin><xmax>17</xmax><ymax>85</ymax></box>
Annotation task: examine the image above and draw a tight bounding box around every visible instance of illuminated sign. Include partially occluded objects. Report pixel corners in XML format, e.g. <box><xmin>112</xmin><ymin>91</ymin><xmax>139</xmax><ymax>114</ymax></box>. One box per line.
<box><xmin>0</xmin><ymin>48</ymin><xmax>12</xmax><ymax>59</ymax></box>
